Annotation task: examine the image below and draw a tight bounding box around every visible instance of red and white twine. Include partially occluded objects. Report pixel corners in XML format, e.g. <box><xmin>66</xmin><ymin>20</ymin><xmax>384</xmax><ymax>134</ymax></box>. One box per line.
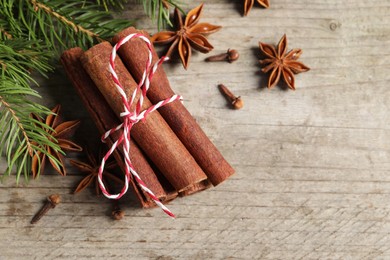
<box><xmin>97</xmin><ymin>33</ymin><xmax>182</xmax><ymax>218</ymax></box>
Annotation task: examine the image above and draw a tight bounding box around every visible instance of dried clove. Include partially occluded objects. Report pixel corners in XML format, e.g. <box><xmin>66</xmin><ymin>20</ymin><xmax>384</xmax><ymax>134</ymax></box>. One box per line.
<box><xmin>206</xmin><ymin>49</ymin><xmax>239</xmax><ymax>63</ymax></box>
<box><xmin>112</xmin><ymin>205</ymin><xmax>125</xmax><ymax>220</ymax></box>
<box><xmin>31</xmin><ymin>194</ymin><xmax>61</xmax><ymax>224</ymax></box>
<box><xmin>218</xmin><ymin>84</ymin><xmax>244</xmax><ymax>110</ymax></box>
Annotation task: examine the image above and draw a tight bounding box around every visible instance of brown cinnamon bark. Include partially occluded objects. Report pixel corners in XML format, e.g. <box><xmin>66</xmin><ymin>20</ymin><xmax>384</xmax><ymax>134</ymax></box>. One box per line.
<box><xmin>80</xmin><ymin>42</ymin><xmax>208</xmax><ymax>192</ymax></box>
<box><xmin>113</xmin><ymin>27</ymin><xmax>235</xmax><ymax>186</ymax></box>
<box><xmin>179</xmin><ymin>180</ymin><xmax>212</xmax><ymax>197</ymax></box>
<box><xmin>61</xmin><ymin>47</ymin><xmax>178</xmax><ymax>206</ymax></box>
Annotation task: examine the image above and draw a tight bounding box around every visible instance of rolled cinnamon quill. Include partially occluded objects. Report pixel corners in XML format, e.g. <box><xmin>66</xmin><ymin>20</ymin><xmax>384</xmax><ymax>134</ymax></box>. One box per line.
<box><xmin>113</xmin><ymin>27</ymin><xmax>235</xmax><ymax>186</ymax></box>
<box><xmin>80</xmin><ymin>42</ymin><xmax>208</xmax><ymax>192</ymax></box>
<box><xmin>61</xmin><ymin>47</ymin><xmax>177</xmax><ymax>206</ymax></box>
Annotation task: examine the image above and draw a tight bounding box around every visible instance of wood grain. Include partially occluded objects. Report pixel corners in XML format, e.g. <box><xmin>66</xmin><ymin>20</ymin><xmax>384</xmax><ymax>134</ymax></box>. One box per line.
<box><xmin>1</xmin><ymin>0</ymin><xmax>390</xmax><ymax>259</ymax></box>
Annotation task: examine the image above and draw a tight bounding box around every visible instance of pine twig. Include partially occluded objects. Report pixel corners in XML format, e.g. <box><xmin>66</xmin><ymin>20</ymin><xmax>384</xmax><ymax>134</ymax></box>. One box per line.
<box><xmin>0</xmin><ymin>96</ymin><xmax>33</xmax><ymax>157</ymax></box>
<box><xmin>30</xmin><ymin>0</ymin><xmax>104</xmax><ymax>42</ymax></box>
<box><xmin>96</xmin><ymin>0</ymin><xmax>129</xmax><ymax>11</ymax></box>
<box><xmin>0</xmin><ymin>39</ymin><xmax>60</xmax><ymax>181</ymax></box>
<box><xmin>139</xmin><ymin>0</ymin><xmax>185</xmax><ymax>30</ymax></box>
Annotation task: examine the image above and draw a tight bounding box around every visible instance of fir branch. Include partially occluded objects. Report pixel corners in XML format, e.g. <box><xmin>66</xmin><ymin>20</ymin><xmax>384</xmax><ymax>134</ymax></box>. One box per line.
<box><xmin>30</xmin><ymin>0</ymin><xmax>104</xmax><ymax>42</ymax></box>
<box><xmin>0</xmin><ymin>39</ymin><xmax>51</xmax><ymax>89</ymax></box>
<box><xmin>139</xmin><ymin>0</ymin><xmax>185</xmax><ymax>30</ymax></box>
<box><xmin>0</xmin><ymin>84</ymin><xmax>62</xmax><ymax>182</ymax></box>
<box><xmin>95</xmin><ymin>0</ymin><xmax>129</xmax><ymax>11</ymax></box>
<box><xmin>0</xmin><ymin>39</ymin><xmax>61</xmax><ymax>181</ymax></box>
<box><xmin>0</xmin><ymin>96</ymin><xmax>33</xmax><ymax>157</ymax></box>
<box><xmin>0</xmin><ymin>3</ymin><xmax>22</xmax><ymax>40</ymax></box>
<box><xmin>5</xmin><ymin>0</ymin><xmax>133</xmax><ymax>55</ymax></box>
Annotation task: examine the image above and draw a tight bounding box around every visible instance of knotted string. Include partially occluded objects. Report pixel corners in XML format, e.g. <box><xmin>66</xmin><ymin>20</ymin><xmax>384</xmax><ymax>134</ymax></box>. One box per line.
<box><xmin>97</xmin><ymin>33</ymin><xmax>182</xmax><ymax>218</ymax></box>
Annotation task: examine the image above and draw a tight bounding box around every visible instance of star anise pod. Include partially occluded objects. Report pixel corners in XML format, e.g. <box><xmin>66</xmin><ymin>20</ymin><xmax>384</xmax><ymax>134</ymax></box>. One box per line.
<box><xmin>151</xmin><ymin>3</ymin><xmax>221</xmax><ymax>69</ymax></box>
<box><xmin>259</xmin><ymin>34</ymin><xmax>310</xmax><ymax>90</ymax></box>
<box><xmin>31</xmin><ymin>105</ymin><xmax>82</xmax><ymax>178</ymax></box>
<box><xmin>71</xmin><ymin>147</ymin><xmax>123</xmax><ymax>195</ymax></box>
<box><xmin>244</xmin><ymin>0</ymin><xmax>270</xmax><ymax>16</ymax></box>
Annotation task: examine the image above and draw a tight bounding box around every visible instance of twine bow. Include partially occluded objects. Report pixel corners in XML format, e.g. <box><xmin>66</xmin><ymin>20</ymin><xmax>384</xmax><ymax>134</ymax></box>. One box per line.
<box><xmin>97</xmin><ymin>33</ymin><xmax>182</xmax><ymax>218</ymax></box>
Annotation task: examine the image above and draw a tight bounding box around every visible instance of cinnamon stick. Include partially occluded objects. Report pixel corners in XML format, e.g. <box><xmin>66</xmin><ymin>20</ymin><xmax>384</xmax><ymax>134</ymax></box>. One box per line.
<box><xmin>179</xmin><ymin>180</ymin><xmax>212</xmax><ymax>197</ymax></box>
<box><xmin>61</xmin><ymin>47</ymin><xmax>177</xmax><ymax>206</ymax></box>
<box><xmin>80</xmin><ymin>42</ymin><xmax>208</xmax><ymax>192</ymax></box>
<box><xmin>113</xmin><ymin>27</ymin><xmax>235</xmax><ymax>186</ymax></box>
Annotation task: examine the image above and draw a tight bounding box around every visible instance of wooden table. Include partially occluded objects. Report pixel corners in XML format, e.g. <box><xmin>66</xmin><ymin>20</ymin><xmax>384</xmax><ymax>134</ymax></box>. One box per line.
<box><xmin>1</xmin><ymin>0</ymin><xmax>390</xmax><ymax>259</ymax></box>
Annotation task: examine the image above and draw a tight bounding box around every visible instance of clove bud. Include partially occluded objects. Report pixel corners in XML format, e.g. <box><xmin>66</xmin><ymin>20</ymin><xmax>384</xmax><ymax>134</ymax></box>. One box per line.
<box><xmin>112</xmin><ymin>205</ymin><xmax>125</xmax><ymax>220</ymax></box>
<box><xmin>218</xmin><ymin>84</ymin><xmax>244</xmax><ymax>110</ymax></box>
<box><xmin>31</xmin><ymin>194</ymin><xmax>61</xmax><ymax>224</ymax></box>
<box><xmin>206</xmin><ymin>49</ymin><xmax>239</xmax><ymax>63</ymax></box>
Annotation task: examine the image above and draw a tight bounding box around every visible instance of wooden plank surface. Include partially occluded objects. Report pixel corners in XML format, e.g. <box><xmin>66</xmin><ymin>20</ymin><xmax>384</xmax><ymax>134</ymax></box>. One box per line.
<box><xmin>1</xmin><ymin>0</ymin><xmax>390</xmax><ymax>259</ymax></box>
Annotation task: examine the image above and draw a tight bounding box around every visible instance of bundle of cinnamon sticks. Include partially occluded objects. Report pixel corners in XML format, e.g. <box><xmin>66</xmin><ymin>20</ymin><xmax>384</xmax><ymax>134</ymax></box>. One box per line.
<box><xmin>61</xmin><ymin>27</ymin><xmax>234</xmax><ymax>208</ymax></box>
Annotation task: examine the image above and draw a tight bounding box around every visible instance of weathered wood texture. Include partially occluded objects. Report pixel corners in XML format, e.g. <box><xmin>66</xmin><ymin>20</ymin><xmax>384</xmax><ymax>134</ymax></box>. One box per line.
<box><xmin>1</xmin><ymin>0</ymin><xmax>390</xmax><ymax>259</ymax></box>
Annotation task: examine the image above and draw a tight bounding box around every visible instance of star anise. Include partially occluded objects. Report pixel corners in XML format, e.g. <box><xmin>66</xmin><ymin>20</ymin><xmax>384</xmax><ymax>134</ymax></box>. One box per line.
<box><xmin>259</xmin><ymin>34</ymin><xmax>310</xmax><ymax>90</ymax></box>
<box><xmin>244</xmin><ymin>0</ymin><xmax>269</xmax><ymax>16</ymax></box>
<box><xmin>31</xmin><ymin>105</ymin><xmax>82</xmax><ymax>178</ymax></box>
<box><xmin>71</xmin><ymin>147</ymin><xmax>123</xmax><ymax>195</ymax></box>
<box><xmin>151</xmin><ymin>3</ymin><xmax>221</xmax><ymax>69</ymax></box>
